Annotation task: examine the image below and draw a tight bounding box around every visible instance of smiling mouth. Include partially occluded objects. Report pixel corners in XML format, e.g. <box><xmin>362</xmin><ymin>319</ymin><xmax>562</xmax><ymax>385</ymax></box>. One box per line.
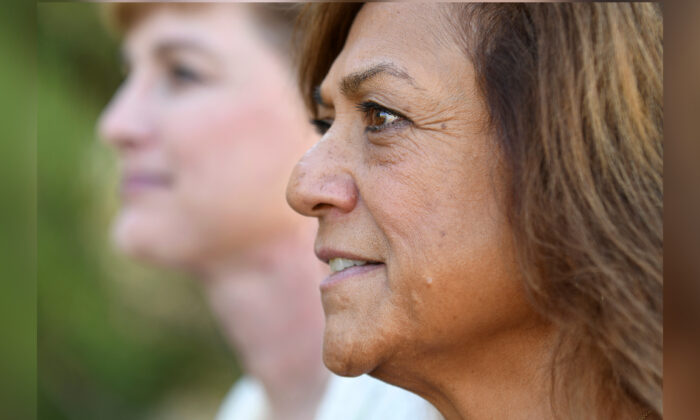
<box><xmin>321</xmin><ymin>257</ymin><xmax>384</xmax><ymax>290</ymax></box>
<box><xmin>315</xmin><ymin>249</ymin><xmax>385</xmax><ymax>287</ymax></box>
<box><xmin>329</xmin><ymin>257</ymin><xmax>377</xmax><ymax>273</ymax></box>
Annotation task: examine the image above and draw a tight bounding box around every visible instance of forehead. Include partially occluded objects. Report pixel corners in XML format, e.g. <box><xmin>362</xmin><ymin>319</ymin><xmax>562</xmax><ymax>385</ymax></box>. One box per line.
<box><xmin>324</xmin><ymin>3</ymin><xmax>467</xmax><ymax>92</ymax></box>
<box><xmin>124</xmin><ymin>5</ymin><xmax>254</xmax><ymax>56</ymax></box>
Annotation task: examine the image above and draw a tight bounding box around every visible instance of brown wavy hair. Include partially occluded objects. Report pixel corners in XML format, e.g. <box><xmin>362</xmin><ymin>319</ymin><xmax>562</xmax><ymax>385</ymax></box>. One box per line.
<box><xmin>296</xmin><ymin>3</ymin><xmax>663</xmax><ymax>419</ymax></box>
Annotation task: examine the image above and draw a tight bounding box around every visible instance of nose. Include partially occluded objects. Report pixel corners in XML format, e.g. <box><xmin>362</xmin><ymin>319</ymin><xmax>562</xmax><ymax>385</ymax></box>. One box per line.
<box><xmin>286</xmin><ymin>137</ymin><xmax>358</xmax><ymax>219</ymax></box>
<box><xmin>98</xmin><ymin>76</ymin><xmax>154</xmax><ymax>152</ymax></box>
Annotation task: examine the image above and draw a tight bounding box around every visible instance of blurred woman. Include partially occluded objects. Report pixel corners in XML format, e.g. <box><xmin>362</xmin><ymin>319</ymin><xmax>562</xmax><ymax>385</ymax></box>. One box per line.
<box><xmin>287</xmin><ymin>3</ymin><xmax>662</xmax><ymax>420</ymax></box>
<box><xmin>99</xmin><ymin>3</ymin><xmax>437</xmax><ymax>420</ymax></box>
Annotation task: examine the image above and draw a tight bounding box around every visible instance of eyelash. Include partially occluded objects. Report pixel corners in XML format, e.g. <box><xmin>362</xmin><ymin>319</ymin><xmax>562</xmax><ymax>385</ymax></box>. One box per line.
<box><xmin>310</xmin><ymin>101</ymin><xmax>409</xmax><ymax>136</ymax></box>
<box><xmin>168</xmin><ymin>63</ymin><xmax>202</xmax><ymax>86</ymax></box>
<box><xmin>311</xmin><ymin>119</ymin><xmax>333</xmax><ymax>135</ymax></box>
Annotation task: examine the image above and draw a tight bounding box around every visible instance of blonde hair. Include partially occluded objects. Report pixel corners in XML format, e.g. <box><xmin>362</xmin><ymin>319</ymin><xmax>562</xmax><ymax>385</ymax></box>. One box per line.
<box><xmin>297</xmin><ymin>3</ymin><xmax>663</xmax><ymax>418</ymax></box>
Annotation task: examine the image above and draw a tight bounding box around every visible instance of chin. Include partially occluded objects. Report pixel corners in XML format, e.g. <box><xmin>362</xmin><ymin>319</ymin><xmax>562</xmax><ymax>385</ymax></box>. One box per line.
<box><xmin>111</xmin><ymin>210</ymin><xmax>194</xmax><ymax>269</ymax></box>
<box><xmin>321</xmin><ymin>313</ymin><xmax>388</xmax><ymax>377</ymax></box>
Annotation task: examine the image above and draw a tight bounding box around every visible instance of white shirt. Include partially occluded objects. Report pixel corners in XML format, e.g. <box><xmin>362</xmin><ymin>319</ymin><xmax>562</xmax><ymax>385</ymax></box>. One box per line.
<box><xmin>216</xmin><ymin>374</ymin><xmax>442</xmax><ymax>420</ymax></box>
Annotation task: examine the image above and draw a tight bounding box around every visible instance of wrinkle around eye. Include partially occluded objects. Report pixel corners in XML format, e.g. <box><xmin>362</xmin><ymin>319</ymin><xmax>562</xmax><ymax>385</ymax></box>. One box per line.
<box><xmin>412</xmin><ymin>90</ymin><xmax>491</xmax><ymax>135</ymax></box>
<box><xmin>363</xmin><ymin>126</ymin><xmax>432</xmax><ymax>168</ymax></box>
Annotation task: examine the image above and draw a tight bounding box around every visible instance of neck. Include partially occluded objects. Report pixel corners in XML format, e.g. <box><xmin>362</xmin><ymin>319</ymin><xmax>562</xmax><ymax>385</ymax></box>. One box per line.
<box><xmin>374</xmin><ymin>322</ymin><xmax>557</xmax><ymax>420</ymax></box>
<box><xmin>199</xmin><ymin>223</ymin><xmax>329</xmax><ymax>420</ymax></box>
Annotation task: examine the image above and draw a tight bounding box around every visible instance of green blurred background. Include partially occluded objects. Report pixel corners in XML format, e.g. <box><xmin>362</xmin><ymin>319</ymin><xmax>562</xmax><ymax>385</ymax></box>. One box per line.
<box><xmin>37</xmin><ymin>3</ymin><xmax>239</xmax><ymax>419</ymax></box>
<box><xmin>1</xmin><ymin>0</ymin><xmax>37</xmax><ymax>418</ymax></box>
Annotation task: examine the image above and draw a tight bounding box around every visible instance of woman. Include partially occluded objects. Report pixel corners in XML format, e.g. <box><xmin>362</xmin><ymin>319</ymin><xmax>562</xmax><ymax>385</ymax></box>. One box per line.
<box><xmin>287</xmin><ymin>3</ymin><xmax>662</xmax><ymax>420</ymax></box>
<box><xmin>99</xmin><ymin>3</ymin><xmax>437</xmax><ymax>420</ymax></box>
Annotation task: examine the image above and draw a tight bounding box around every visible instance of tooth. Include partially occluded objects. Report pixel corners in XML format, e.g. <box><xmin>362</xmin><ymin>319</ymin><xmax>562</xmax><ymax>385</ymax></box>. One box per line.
<box><xmin>329</xmin><ymin>258</ymin><xmax>344</xmax><ymax>272</ymax></box>
<box><xmin>329</xmin><ymin>258</ymin><xmax>368</xmax><ymax>273</ymax></box>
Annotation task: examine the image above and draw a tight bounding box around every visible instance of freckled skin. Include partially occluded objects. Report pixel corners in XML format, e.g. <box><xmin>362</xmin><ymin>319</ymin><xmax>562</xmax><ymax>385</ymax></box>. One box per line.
<box><xmin>288</xmin><ymin>3</ymin><xmax>552</xmax><ymax>419</ymax></box>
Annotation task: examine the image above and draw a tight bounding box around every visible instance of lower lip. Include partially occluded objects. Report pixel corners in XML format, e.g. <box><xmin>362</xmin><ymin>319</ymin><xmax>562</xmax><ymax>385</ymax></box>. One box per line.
<box><xmin>320</xmin><ymin>263</ymin><xmax>385</xmax><ymax>290</ymax></box>
<box><xmin>121</xmin><ymin>177</ymin><xmax>171</xmax><ymax>197</ymax></box>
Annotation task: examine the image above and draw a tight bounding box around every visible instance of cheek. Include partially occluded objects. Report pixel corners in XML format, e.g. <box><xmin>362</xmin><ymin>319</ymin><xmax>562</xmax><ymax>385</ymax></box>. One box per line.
<box><xmin>163</xmin><ymin>93</ymin><xmax>247</xmax><ymax>161</ymax></box>
<box><xmin>367</xmin><ymin>126</ymin><xmax>505</xmax><ymax>264</ymax></box>
<box><xmin>161</xmin><ymin>89</ymin><xmax>305</xmax><ymax>243</ymax></box>
<box><xmin>366</xmin><ymin>148</ymin><xmax>478</xmax><ymax>261</ymax></box>
<box><xmin>365</xmin><ymin>140</ymin><xmax>524</xmax><ymax>344</ymax></box>
<box><xmin>166</xmin><ymin>87</ymin><xmax>302</xmax><ymax>180</ymax></box>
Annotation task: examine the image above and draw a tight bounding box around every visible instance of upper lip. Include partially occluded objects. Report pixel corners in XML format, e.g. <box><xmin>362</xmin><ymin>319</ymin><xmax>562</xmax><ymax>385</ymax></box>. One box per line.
<box><xmin>315</xmin><ymin>247</ymin><xmax>382</xmax><ymax>265</ymax></box>
<box><xmin>122</xmin><ymin>171</ymin><xmax>172</xmax><ymax>183</ymax></box>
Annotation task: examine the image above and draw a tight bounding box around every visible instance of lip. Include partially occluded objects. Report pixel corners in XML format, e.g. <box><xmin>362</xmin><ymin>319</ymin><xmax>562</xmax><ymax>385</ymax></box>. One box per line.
<box><xmin>315</xmin><ymin>248</ymin><xmax>381</xmax><ymax>264</ymax></box>
<box><xmin>321</xmin><ymin>263</ymin><xmax>384</xmax><ymax>290</ymax></box>
<box><xmin>121</xmin><ymin>173</ymin><xmax>173</xmax><ymax>197</ymax></box>
<box><xmin>315</xmin><ymin>247</ymin><xmax>385</xmax><ymax>290</ymax></box>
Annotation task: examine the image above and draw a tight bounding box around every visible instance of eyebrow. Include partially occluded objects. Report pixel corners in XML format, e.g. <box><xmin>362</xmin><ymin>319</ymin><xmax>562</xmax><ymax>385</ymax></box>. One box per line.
<box><xmin>341</xmin><ymin>62</ymin><xmax>415</xmax><ymax>96</ymax></box>
<box><xmin>154</xmin><ymin>39</ymin><xmax>221</xmax><ymax>65</ymax></box>
<box><xmin>314</xmin><ymin>62</ymin><xmax>417</xmax><ymax>108</ymax></box>
<box><xmin>121</xmin><ymin>39</ymin><xmax>221</xmax><ymax>71</ymax></box>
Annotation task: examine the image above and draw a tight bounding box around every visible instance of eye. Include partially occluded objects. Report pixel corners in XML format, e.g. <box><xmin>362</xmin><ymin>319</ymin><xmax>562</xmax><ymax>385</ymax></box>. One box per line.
<box><xmin>167</xmin><ymin>63</ymin><xmax>202</xmax><ymax>86</ymax></box>
<box><xmin>310</xmin><ymin>118</ymin><xmax>333</xmax><ymax>135</ymax></box>
<box><xmin>357</xmin><ymin>102</ymin><xmax>409</xmax><ymax>133</ymax></box>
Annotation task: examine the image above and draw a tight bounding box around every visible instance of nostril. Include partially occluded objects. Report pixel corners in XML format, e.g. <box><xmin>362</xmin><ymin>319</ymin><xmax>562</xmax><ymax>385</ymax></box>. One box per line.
<box><xmin>312</xmin><ymin>203</ymin><xmax>332</xmax><ymax>212</ymax></box>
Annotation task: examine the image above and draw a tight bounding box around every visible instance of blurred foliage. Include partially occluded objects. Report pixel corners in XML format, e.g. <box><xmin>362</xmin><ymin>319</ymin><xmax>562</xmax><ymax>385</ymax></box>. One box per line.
<box><xmin>37</xmin><ymin>4</ymin><xmax>239</xmax><ymax>420</ymax></box>
<box><xmin>0</xmin><ymin>0</ymin><xmax>37</xmax><ymax>418</ymax></box>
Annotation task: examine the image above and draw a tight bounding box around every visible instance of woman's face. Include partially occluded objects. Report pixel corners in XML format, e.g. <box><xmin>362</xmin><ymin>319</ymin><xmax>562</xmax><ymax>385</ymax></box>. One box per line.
<box><xmin>287</xmin><ymin>3</ymin><xmax>539</xmax><ymax>379</ymax></box>
<box><xmin>100</xmin><ymin>5</ymin><xmax>312</xmax><ymax>268</ymax></box>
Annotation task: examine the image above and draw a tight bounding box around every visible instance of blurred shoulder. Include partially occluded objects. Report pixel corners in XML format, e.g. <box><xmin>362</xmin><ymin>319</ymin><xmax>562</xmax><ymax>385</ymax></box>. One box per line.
<box><xmin>215</xmin><ymin>376</ymin><xmax>268</xmax><ymax>420</ymax></box>
<box><xmin>315</xmin><ymin>374</ymin><xmax>442</xmax><ymax>420</ymax></box>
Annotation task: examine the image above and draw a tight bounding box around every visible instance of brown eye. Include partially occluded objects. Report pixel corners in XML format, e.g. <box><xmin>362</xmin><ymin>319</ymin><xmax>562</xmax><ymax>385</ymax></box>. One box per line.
<box><xmin>357</xmin><ymin>102</ymin><xmax>408</xmax><ymax>133</ymax></box>
<box><xmin>369</xmin><ymin>109</ymin><xmax>398</xmax><ymax>128</ymax></box>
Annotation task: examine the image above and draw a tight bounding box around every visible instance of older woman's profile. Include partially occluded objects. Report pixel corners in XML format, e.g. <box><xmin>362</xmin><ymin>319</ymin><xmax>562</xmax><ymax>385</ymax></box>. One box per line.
<box><xmin>287</xmin><ymin>3</ymin><xmax>662</xmax><ymax>420</ymax></box>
